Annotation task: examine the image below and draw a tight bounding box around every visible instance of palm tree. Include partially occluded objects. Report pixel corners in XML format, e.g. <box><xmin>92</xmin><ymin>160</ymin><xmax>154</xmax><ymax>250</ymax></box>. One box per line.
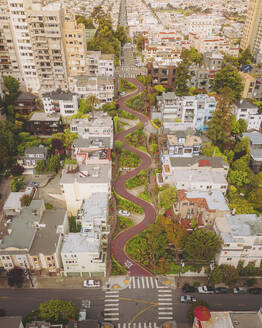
<box><xmin>85</xmin><ymin>95</ymin><xmax>100</xmax><ymax>119</ymax></box>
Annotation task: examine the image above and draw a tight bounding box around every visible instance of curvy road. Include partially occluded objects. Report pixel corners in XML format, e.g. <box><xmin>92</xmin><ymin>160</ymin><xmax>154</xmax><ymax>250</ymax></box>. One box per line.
<box><xmin>112</xmin><ymin>78</ymin><xmax>157</xmax><ymax>276</ymax></box>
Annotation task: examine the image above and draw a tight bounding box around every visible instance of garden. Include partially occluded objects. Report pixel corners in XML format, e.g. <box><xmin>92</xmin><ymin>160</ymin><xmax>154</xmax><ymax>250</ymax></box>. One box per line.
<box><xmin>125</xmin><ymin>169</ymin><xmax>148</xmax><ymax>189</ymax></box>
<box><xmin>120</xmin><ymin>78</ymin><xmax>136</xmax><ymax>93</ymax></box>
<box><xmin>119</xmin><ymin>150</ymin><xmax>141</xmax><ymax>168</ymax></box>
<box><xmin>125</xmin><ymin>92</ymin><xmax>146</xmax><ymax>113</ymax></box>
<box><xmin>113</xmin><ymin>215</ymin><xmax>133</xmax><ymax>238</ymax></box>
<box><xmin>115</xmin><ymin>193</ymin><xmax>144</xmax><ymax>214</ymax></box>
<box><xmin>125</xmin><ymin>127</ymin><xmax>147</xmax><ymax>152</ymax></box>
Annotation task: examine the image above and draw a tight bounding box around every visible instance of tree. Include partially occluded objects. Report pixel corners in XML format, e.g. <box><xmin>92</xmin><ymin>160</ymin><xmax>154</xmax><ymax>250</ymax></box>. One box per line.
<box><xmin>213</xmin><ymin>65</ymin><xmax>243</xmax><ymax>100</ymax></box>
<box><xmin>76</xmin><ymin>15</ymin><xmax>95</xmax><ymax>29</ymax></box>
<box><xmin>181</xmin><ymin>47</ymin><xmax>203</xmax><ymax>65</ymax></box>
<box><xmin>228</xmin><ymin>196</ymin><xmax>257</xmax><ymax>214</ymax></box>
<box><xmin>115</xmin><ymin>25</ymin><xmax>129</xmax><ymax>46</ymax></box>
<box><xmin>51</xmin><ymin>138</ymin><xmax>64</xmax><ymax>155</ymax></box>
<box><xmin>184</xmin><ymin>230</ymin><xmax>221</xmax><ymax>263</ymax></box>
<box><xmin>154</xmin><ymin>85</ymin><xmax>166</xmax><ymax>94</ymax></box>
<box><xmin>175</xmin><ymin>62</ymin><xmax>190</xmax><ymax>96</ymax></box>
<box><xmin>136</xmin><ymin>34</ymin><xmax>146</xmax><ymax>52</ymax></box>
<box><xmin>46</xmin><ymin>155</ymin><xmax>60</xmax><ymax>173</ymax></box>
<box><xmin>228</xmin><ymin>169</ymin><xmax>251</xmax><ymax>186</ymax></box>
<box><xmin>210</xmin><ymin>266</ymin><xmax>223</xmax><ymax>285</ymax></box>
<box><xmin>38</xmin><ymin>299</ymin><xmax>78</xmax><ymax>324</ymax></box>
<box><xmin>231</xmin><ymin>115</ymin><xmax>247</xmax><ymax>135</ymax></box>
<box><xmin>10</xmin><ymin>176</ymin><xmax>24</xmax><ymax>192</ymax></box>
<box><xmin>187</xmin><ymin>300</ymin><xmax>210</xmax><ymax>324</ymax></box>
<box><xmin>3</xmin><ymin>75</ymin><xmax>20</xmax><ymax>94</ymax></box>
<box><xmin>11</xmin><ymin>164</ymin><xmax>24</xmax><ymax>176</ymax></box>
<box><xmin>35</xmin><ymin>159</ymin><xmax>46</xmax><ymax>174</ymax></box>
<box><xmin>238</xmin><ymin>48</ymin><xmax>253</xmax><ymax>66</ymax></box>
<box><xmin>219</xmin><ymin>264</ymin><xmax>239</xmax><ymax>286</ymax></box>
<box><xmin>7</xmin><ymin>266</ymin><xmax>24</xmax><ymax>287</ymax></box>
<box><xmin>20</xmin><ymin>194</ymin><xmax>31</xmax><ymax>207</ymax></box>
<box><xmin>159</xmin><ymin>186</ymin><xmax>177</xmax><ymax>210</ymax></box>
<box><xmin>114</xmin><ymin>140</ymin><xmax>123</xmax><ymax>152</ymax></box>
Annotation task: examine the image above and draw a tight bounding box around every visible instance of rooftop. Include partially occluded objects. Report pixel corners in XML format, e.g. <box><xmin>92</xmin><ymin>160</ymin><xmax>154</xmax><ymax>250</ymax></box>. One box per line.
<box><xmin>15</xmin><ymin>92</ymin><xmax>36</xmax><ymax>102</ymax></box>
<box><xmin>229</xmin><ymin>312</ymin><xmax>262</xmax><ymax>328</ymax></box>
<box><xmin>61</xmin><ymin>233</ymin><xmax>100</xmax><ymax>253</ymax></box>
<box><xmin>81</xmin><ymin>193</ymin><xmax>108</xmax><ymax>223</ymax></box>
<box><xmin>173</xmin><ymin>169</ymin><xmax>228</xmax><ymax>186</ymax></box>
<box><xmin>0</xmin><ymin>316</ymin><xmax>23</xmax><ymax>328</ymax></box>
<box><xmin>30</xmin><ymin>209</ymin><xmax>66</xmax><ymax>256</ymax></box>
<box><xmin>61</xmin><ymin>163</ymin><xmax>111</xmax><ymax>185</ymax></box>
<box><xmin>30</xmin><ymin>112</ymin><xmax>61</xmax><ymax>122</ymax></box>
<box><xmin>72</xmin><ymin>136</ymin><xmax>112</xmax><ymax>149</ymax></box>
<box><xmin>3</xmin><ymin>187</ymin><xmax>34</xmax><ymax>211</ymax></box>
<box><xmin>70</xmin><ymin>114</ymin><xmax>113</xmax><ymax>129</ymax></box>
<box><xmin>42</xmin><ymin>89</ymin><xmax>76</xmax><ymax>101</ymax></box>
<box><xmin>74</xmin><ymin>75</ymin><xmax>114</xmax><ymax>87</ymax></box>
<box><xmin>167</xmin><ymin>133</ymin><xmax>202</xmax><ymax>147</ymax></box>
<box><xmin>0</xmin><ymin>200</ymin><xmax>44</xmax><ymax>251</ymax></box>
<box><xmin>244</xmin><ymin>131</ymin><xmax>262</xmax><ymax>145</ymax></box>
<box><xmin>25</xmin><ymin>145</ymin><xmax>47</xmax><ymax>156</ymax></box>
<box><xmin>169</xmin><ymin>156</ymin><xmax>228</xmax><ymax>169</ymax></box>
<box><xmin>235</xmin><ymin>100</ymin><xmax>258</xmax><ymax>109</ymax></box>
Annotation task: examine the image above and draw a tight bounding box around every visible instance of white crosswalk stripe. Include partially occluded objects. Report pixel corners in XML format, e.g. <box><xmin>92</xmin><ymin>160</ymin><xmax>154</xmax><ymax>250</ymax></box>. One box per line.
<box><xmin>104</xmin><ymin>290</ymin><xmax>119</xmax><ymax>321</ymax></box>
<box><xmin>157</xmin><ymin>289</ymin><xmax>173</xmax><ymax>321</ymax></box>
<box><xmin>117</xmin><ymin>323</ymin><xmax>159</xmax><ymax>328</ymax></box>
<box><xmin>128</xmin><ymin>276</ymin><xmax>169</xmax><ymax>289</ymax></box>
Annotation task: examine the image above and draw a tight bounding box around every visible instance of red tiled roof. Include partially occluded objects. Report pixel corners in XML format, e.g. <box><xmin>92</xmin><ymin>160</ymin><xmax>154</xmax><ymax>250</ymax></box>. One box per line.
<box><xmin>199</xmin><ymin>159</ymin><xmax>210</xmax><ymax>167</ymax></box>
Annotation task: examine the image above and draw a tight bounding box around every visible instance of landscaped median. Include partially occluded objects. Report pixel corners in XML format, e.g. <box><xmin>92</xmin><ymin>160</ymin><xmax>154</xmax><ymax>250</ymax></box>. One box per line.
<box><xmin>114</xmin><ymin>192</ymin><xmax>144</xmax><ymax>214</ymax></box>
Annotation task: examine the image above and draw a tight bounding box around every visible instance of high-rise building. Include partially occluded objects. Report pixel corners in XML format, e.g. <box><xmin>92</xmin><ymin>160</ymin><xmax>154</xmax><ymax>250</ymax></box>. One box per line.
<box><xmin>0</xmin><ymin>0</ymin><xmax>78</xmax><ymax>94</ymax></box>
<box><xmin>241</xmin><ymin>0</ymin><xmax>262</xmax><ymax>57</ymax></box>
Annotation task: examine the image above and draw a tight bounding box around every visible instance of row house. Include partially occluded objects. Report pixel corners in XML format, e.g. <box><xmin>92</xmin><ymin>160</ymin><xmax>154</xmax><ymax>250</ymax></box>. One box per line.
<box><xmin>214</xmin><ymin>214</ymin><xmax>262</xmax><ymax>268</ymax></box>
<box><xmin>42</xmin><ymin>89</ymin><xmax>79</xmax><ymax>117</ymax></box>
<box><xmin>175</xmin><ymin>190</ymin><xmax>230</xmax><ymax>228</ymax></box>
<box><xmin>0</xmin><ymin>200</ymin><xmax>68</xmax><ymax>275</ymax></box>
<box><xmin>86</xmin><ymin>51</ymin><xmax>115</xmax><ymax>77</ymax></box>
<box><xmin>17</xmin><ymin>145</ymin><xmax>47</xmax><ymax>174</ymax></box>
<box><xmin>153</xmin><ymin>92</ymin><xmax>216</xmax><ymax>132</ymax></box>
<box><xmin>233</xmin><ymin>100</ymin><xmax>262</xmax><ymax>131</ymax></box>
<box><xmin>71</xmin><ymin>75</ymin><xmax>115</xmax><ymax>106</ymax></box>
<box><xmin>157</xmin><ymin>156</ymin><xmax>229</xmax><ymax>194</ymax></box>
<box><xmin>147</xmin><ymin>62</ymin><xmax>177</xmax><ymax>88</ymax></box>
<box><xmin>161</xmin><ymin>130</ymin><xmax>202</xmax><ymax>162</ymax></box>
<box><xmin>244</xmin><ymin>131</ymin><xmax>262</xmax><ymax>173</ymax></box>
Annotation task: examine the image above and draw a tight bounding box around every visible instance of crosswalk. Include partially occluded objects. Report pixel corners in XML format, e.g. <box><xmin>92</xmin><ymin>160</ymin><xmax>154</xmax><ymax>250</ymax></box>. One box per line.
<box><xmin>157</xmin><ymin>289</ymin><xmax>173</xmax><ymax>321</ymax></box>
<box><xmin>128</xmin><ymin>276</ymin><xmax>168</xmax><ymax>289</ymax></box>
<box><xmin>117</xmin><ymin>323</ymin><xmax>159</xmax><ymax>328</ymax></box>
<box><xmin>104</xmin><ymin>290</ymin><xmax>120</xmax><ymax>322</ymax></box>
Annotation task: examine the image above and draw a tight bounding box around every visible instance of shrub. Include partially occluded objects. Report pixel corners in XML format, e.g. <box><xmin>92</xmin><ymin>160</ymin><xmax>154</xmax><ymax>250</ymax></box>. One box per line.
<box><xmin>115</xmin><ymin>193</ymin><xmax>144</xmax><ymax>214</ymax></box>
<box><xmin>10</xmin><ymin>176</ymin><xmax>24</xmax><ymax>192</ymax></box>
<box><xmin>45</xmin><ymin>203</ymin><xmax>53</xmax><ymax>210</ymax></box>
<box><xmin>118</xmin><ymin>109</ymin><xmax>136</xmax><ymax>120</ymax></box>
<box><xmin>11</xmin><ymin>164</ymin><xmax>24</xmax><ymax>176</ymax></box>
<box><xmin>126</xmin><ymin>170</ymin><xmax>148</xmax><ymax>189</ymax></box>
<box><xmin>20</xmin><ymin>194</ymin><xmax>31</xmax><ymax>207</ymax></box>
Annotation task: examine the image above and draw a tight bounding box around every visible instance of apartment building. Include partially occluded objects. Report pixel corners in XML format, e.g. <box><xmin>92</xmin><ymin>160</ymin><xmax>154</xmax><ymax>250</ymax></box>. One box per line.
<box><xmin>63</xmin><ymin>21</ymin><xmax>87</xmax><ymax>79</ymax></box>
<box><xmin>161</xmin><ymin>131</ymin><xmax>202</xmax><ymax>163</ymax></box>
<box><xmin>86</xmin><ymin>51</ymin><xmax>115</xmax><ymax>77</ymax></box>
<box><xmin>147</xmin><ymin>62</ymin><xmax>177</xmax><ymax>88</ymax></box>
<box><xmin>240</xmin><ymin>72</ymin><xmax>256</xmax><ymax>99</ymax></box>
<box><xmin>153</xmin><ymin>92</ymin><xmax>216</xmax><ymax>132</ymax></box>
<box><xmin>71</xmin><ymin>75</ymin><xmax>115</xmax><ymax>105</ymax></box>
<box><xmin>233</xmin><ymin>100</ymin><xmax>262</xmax><ymax>131</ymax></box>
<box><xmin>60</xmin><ymin>163</ymin><xmax>112</xmax><ymax>215</ymax></box>
<box><xmin>175</xmin><ymin>190</ymin><xmax>230</xmax><ymax>227</ymax></box>
<box><xmin>42</xmin><ymin>89</ymin><xmax>79</xmax><ymax>117</ymax></box>
<box><xmin>241</xmin><ymin>0</ymin><xmax>262</xmax><ymax>58</ymax></box>
<box><xmin>157</xmin><ymin>156</ymin><xmax>229</xmax><ymax>194</ymax></box>
<box><xmin>183</xmin><ymin>15</ymin><xmax>220</xmax><ymax>37</ymax></box>
<box><xmin>214</xmin><ymin>213</ymin><xmax>262</xmax><ymax>267</ymax></box>
<box><xmin>244</xmin><ymin>131</ymin><xmax>262</xmax><ymax>173</ymax></box>
<box><xmin>0</xmin><ymin>200</ymin><xmax>68</xmax><ymax>275</ymax></box>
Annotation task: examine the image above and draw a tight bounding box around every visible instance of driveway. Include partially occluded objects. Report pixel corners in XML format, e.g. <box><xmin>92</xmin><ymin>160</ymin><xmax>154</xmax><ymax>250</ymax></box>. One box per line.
<box><xmin>112</xmin><ymin>79</ymin><xmax>157</xmax><ymax>276</ymax></box>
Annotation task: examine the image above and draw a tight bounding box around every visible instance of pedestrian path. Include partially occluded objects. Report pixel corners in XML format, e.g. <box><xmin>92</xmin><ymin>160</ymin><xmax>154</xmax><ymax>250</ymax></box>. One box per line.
<box><xmin>157</xmin><ymin>289</ymin><xmax>173</xmax><ymax>321</ymax></box>
<box><xmin>128</xmin><ymin>277</ymin><xmax>169</xmax><ymax>289</ymax></box>
<box><xmin>104</xmin><ymin>290</ymin><xmax>120</xmax><ymax>322</ymax></box>
<box><xmin>117</xmin><ymin>323</ymin><xmax>159</xmax><ymax>328</ymax></box>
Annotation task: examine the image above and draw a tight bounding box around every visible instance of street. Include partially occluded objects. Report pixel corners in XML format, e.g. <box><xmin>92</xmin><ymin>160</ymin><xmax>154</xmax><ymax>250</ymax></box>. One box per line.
<box><xmin>0</xmin><ymin>278</ymin><xmax>262</xmax><ymax>326</ymax></box>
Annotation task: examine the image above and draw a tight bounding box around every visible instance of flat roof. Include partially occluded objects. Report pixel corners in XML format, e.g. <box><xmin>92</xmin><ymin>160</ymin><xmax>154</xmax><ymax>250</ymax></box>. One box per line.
<box><xmin>30</xmin><ymin>112</ymin><xmax>61</xmax><ymax>122</ymax></box>
<box><xmin>230</xmin><ymin>312</ymin><xmax>262</xmax><ymax>328</ymax></box>
<box><xmin>167</xmin><ymin>134</ymin><xmax>202</xmax><ymax>147</ymax></box>
<box><xmin>72</xmin><ymin>136</ymin><xmax>112</xmax><ymax>148</ymax></box>
<box><xmin>199</xmin><ymin>312</ymin><xmax>232</xmax><ymax>328</ymax></box>
<box><xmin>3</xmin><ymin>187</ymin><xmax>34</xmax><ymax>211</ymax></box>
<box><xmin>185</xmin><ymin>190</ymin><xmax>229</xmax><ymax>211</ymax></box>
<box><xmin>170</xmin><ymin>156</ymin><xmax>228</xmax><ymax>169</ymax></box>
<box><xmin>61</xmin><ymin>233</ymin><xmax>100</xmax><ymax>253</ymax></box>
<box><xmin>174</xmin><ymin>169</ymin><xmax>227</xmax><ymax>185</ymax></box>
<box><xmin>0</xmin><ymin>316</ymin><xmax>23</xmax><ymax>328</ymax></box>
<box><xmin>70</xmin><ymin>114</ymin><xmax>113</xmax><ymax>129</ymax></box>
<box><xmin>81</xmin><ymin>193</ymin><xmax>108</xmax><ymax>223</ymax></box>
<box><xmin>244</xmin><ymin>131</ymin><xmax>262</xmax><ymax>145</ymax></box>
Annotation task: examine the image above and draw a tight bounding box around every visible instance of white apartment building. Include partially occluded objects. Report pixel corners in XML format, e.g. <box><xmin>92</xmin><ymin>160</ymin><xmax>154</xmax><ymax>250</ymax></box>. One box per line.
<box><xmin>42</xmin><ymin>89</ymin><xmax>78</xmax><ymax>117</ymax></box>
<box><xmin>158</xmin><ymin>156</ymin><xmax>229</xmax><ymax>194</ymax></box>
<box><xmin>61</xmin><ymin>233</ymin><xmax>107</xmax><ymax>277</ymax></box>
<box><xmin>71</xmin><ymin>75</ymin><xmax>115</xmax><ymax>105</ymax></box>
<box><xmin>86</xmin><ymin>51</ymin><xmax>114</xmax><ymax>77</ymax></box>
<box><xmin>153</xmin><ymin>92</ymin><xmax>217</xmax><ymax>132</ymax></box>
<box><xmin>183</xmin><ymin>15</ymin><xmax>220</xmax><ymax>37</ymax></box>
<box><xmin>214</xmin><ymin>214</ymin><xmax>262</xmax><ymax>267</ymax></box>
<box><xmin>60</xmin><ymin>163</ymin><xmax>111</xmax><ymax>215</ymax></box>
<box><xmin>233</xmin><ymin>100</ymin><xmax>262</xmax><ymax>131</ymax></box>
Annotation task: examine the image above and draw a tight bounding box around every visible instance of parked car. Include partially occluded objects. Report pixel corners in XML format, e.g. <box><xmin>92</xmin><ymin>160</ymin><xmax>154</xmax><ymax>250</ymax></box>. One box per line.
<box><xmin>198</xmin><ymin>286</ymin><xmax>214</xmax><ymax>294</ymax></box>
<box><xmin>248</xmin><ymin>288</ymin><xmax>262</xmax><ymax>295</ymax></box>
<box><xmin>83</xmin><ymin>279</ymin><xmax>101</xmax><ymax>288</ymax></box>
<box><xmin>118</xmin><ymin>210</ymin><xmax>130</xmax><ymax>216</ymax></box>
<box><xmin>182</xmin><ymin>283</ymin><xmax>196</xmax><ymax>293</ymax></box>
<box><xmin>215</xmin><ymin>287</ymin><xmax>229</xmax><ymax>294</ymax></box>
<box><xmin>28</xmin><ymin>181</ymin><xmax>39</xmax><ymax>188</ymax></box>
<box><xmin>180</xmin><ymin>295</ymin><xmax>196</xmax><ymax>304</ymax></box>
<box><xmin>233</xmin><ymin>287</ymin><xmax>248</xmax><ymax>294</ymax></box>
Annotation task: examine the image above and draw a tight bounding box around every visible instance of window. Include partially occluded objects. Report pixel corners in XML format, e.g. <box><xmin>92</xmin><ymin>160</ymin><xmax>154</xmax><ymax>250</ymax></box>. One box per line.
<box><xmin>226</xmin><ymin>258</ymin><xmax>232</xmax><ymax>261</ymax></box>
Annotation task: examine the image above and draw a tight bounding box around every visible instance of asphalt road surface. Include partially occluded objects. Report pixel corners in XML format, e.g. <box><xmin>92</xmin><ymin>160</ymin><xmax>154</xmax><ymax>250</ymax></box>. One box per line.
<box><xmin>0</xmin><ymin>285</ymin><xmax>262</xmax><ymax>325</ymax></box>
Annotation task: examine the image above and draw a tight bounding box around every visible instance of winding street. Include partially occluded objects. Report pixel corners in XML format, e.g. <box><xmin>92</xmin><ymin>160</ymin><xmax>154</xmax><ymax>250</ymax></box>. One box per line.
<box><xmin>112</xmin><ymin>78</ymin><xmax>157</xmax><ymax>276</ymax></box>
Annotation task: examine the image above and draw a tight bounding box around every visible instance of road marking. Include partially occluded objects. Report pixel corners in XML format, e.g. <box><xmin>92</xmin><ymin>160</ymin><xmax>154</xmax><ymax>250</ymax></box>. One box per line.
<box><xmin>159</xmin><ymin>316</ymin><xmax>173</xmax><ymax>320</ymax></box>
<box><xmin>150</xmin><ymin>277</ymin><xmax>154</xmax><ymax>288</ymax></box>
<box><xmin>158</xmin><ymin>289</ymin><xmax>171</xmax><ymax>293</ymax></box>
<box><xmin>105</xmin><ymin>299</ymin><xmax>119</xmax><ymax>302</ymax></box>
<box><xmin>158</xmin><ymin>294</ymin><xmax>172</xmax><ymax>297</ymax></box>
<box><xmin>159</xmin><ymin>307</ymin><xmax>173</xmax><ymax>310</ymax></box>
<box><xmin>105</xmin><ymin>302</ymin><xmax>119</xmax><ymax>306</ymax></box>
<box><xmin>141</xmin><ymin>276</ymin><xmax>145</xmax><ymax>288</ymax></box>
<box><xmin>104</xmin><ymin>307</ymin><xmax>119</xmax><ymax>310</ymax></box>
<box><xmin>103</xmin><ymin>317</ymin><xmax>119</xmax><ymax>321</ymax></box>
<box><xmin>106</xmin><ymin>291</ymin><xmax>119</xmax><ymax>294</ymax></box>
<box><xmin>105</xmin><ymin>294</ymin><xmax>119</xmax><ymax>298</ymax></box>
<box><xmin>159</xmin><ymin>312</ymin><xmax>173</xmax><ymax>315</ymax></box>
<box><xmin>158</xmin><ymin>302</ymin><xmax>172</xmax><ymax>305</ymax></box>
<box><xmin>146</xmin><ymin>277</ymin><xmax>150</xmax><ymax>288</ymax></box>
<box><xmin>158</xmin><ymin>298</ymin><xmax>172</xmax><ymax>301</ymax></box>
<box><xmin>137</xmin><ymin>277</ymin><xmax>140</xmax><ymax>288</ymax></box>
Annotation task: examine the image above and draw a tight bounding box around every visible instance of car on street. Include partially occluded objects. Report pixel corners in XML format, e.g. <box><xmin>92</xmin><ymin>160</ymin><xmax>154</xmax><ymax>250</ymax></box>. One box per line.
<box><xmin>83</xmin><ymin>279</ymin><xmax>101</xmax><ymax>288</ymax></box>
<box><xmin>198</xmin><ymin>286</ymin><xmax>214</xmax><ymax>294</ymax></box>
<box><xmin>215</xmin><ymin>287</ymin><xmax>230</xmax><ymax>294</ymax></box>
<box><xmin>180</xmin><ymin>295</ymin><xmax>196</xmax><ymax>303</ymax></box>
<box><xmin>28</xmin><ymin>181</ymin><xmax>39</xmax><ymax>188</ymax></box>
<box><xmin>120</xmin><ymin>92</ymin><xmax>126</xmax><ymax>96</ymax></box>
<box><xmin>248</xmin><ymin>288</ymin><xmax>262</xmax><ymax>295</ymax></box>
<box><xmin>118</xmin><ymin>210</ymin><xmax>130</xmax><ymax>216</ymax></box>
<box><xmin>182</xmin><ymin>283</ymin><xmax>196</xmax><ymax>293</ymax></box>
<box><xmin>233</xmin><ymin>287</ymin><xmax>248</xmax><ymax>294</ymax></box>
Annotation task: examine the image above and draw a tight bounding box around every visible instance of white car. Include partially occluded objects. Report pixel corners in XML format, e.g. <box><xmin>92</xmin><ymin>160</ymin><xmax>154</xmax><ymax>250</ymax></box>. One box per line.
<box><xmin>83</xmin><ymin>279</ymin><xmax>101</xmax><ymax>288</ymax></box>
<box><xmin>120</xmin><ymin>91</ymin><xmax>126</xmax><ymax>96</ymax></box>
<box><xmin>180</xmin><ymin>295</ymin><xmax>196</xmax><ymax>303</ymax></box>
<box><xmin>233</xmin><ymin>287</ymin><xmax>248</xmax><ymax>294</ymax></box>
<box><xmin>197</xmin><ymin>286</ymin><xmax>214</xmax><ymax>294</ymax></box>
<box><xmin>119</xmin><ymin>210</ymin><xmax>130</xmax><ymax>216</ymax></box>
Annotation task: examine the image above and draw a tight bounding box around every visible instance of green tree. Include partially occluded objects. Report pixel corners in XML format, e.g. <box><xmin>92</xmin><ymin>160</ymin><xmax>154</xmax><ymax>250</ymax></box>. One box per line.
<box><xmin>213</xmin><ymin>65</ymin><xmax>243</xmax><ymax>100</ymax></box>
<box><xmin>238</xmin><ymin>48</ymin><xmax>253</xmax><ymax>66</ymax></box>
<box><xmin>3</xmin><ymin>75</ymin><xmax>20</xmax><ymax>94</ymax></box>
<box><xmin>76</xmin><ymin>15</ymin><xmax>95</xmax><ymax>29</ymax></box>
<box><xmin>136</xmin><ymin>34</ymin><xmax>146</xmax><ymax>52</ymax></box>
<box><xmin>219</xmin><ymin>264</ymin><xmax>239</xmax><ymax>286</ymax></box>
<box><xmin>115</xmin><ymin>25</ymin><xmax>129</xmax><ymax>46</ymax></box>
<box><xmin>228</xmin><ymin>169</ymin><xmax>251</xmax><ymax>186</ymax></box>
<box><xmin>46</xmin><ymin>155</ymin><xmax>60</xmax><ymax>173</ymax></box>
<box><xmin>184</xmin><ymin>230</ymin><xmax>221</xmax><ymax>263</ymax></box>
<box><xmin>114</xmin><ymin>140</ymin><xmax>124</xmax><ymax>152</ymax></box>
<box><xmin>229</xmin><ymin>196</ymin><xmax>257</xmax><ymax>214</ymax></box>
<box><xmin>210</xmin><ymin>266</ymin><xmax>223</xmax><ymax>285</ymax></box>
<box><xmin>181</xmin><ymin>47</ymin><xmax>203</xmax><ymax>65</ymax></box>
<box><xmin>10</xmin><ymin>176</ymin><xmax>24</xmax><ymax>192</ymax></box>
<box><xmin>38</xmin><ymin>299</ymin><xmax>78</xmax><ymax>324</ymax></box>
<box><xmin>154</xmin><ymin>85</ymin><xmax>166</xmax><ymax>94</ymax></box>
<box><xmin>175</xmin><ymin>62</ymin><xmax>190</xmax><ymax>96</ymax></box>
<box><xmin>35</xmin><ymin>159</ymin><xmax>46</xmax><ymax>174</ymax></box>
<box><xmin>159</xmin><ymin>186</ymin><xmax>177</xmax><ymax>210</ymax></box>
<box><xmin>7</xmin><ymin>267</ymin><xmax>24</xmax><ymax>287</ymax></box>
